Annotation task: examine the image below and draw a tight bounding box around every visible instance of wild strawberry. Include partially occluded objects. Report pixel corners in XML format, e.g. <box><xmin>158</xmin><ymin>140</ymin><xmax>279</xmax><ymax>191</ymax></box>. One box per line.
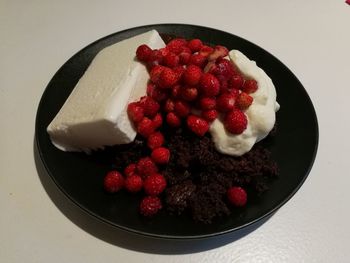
<box><xmin>159</xmin><ymin>47</ymin><xmax>169</xmax><ymax>57</ymax></box>
<box><xmin>150</xmin><ymin>87</ymin><xmax>168</xmax><ymax>102</ymax></box>
<box><xmin>229</xmin><ymin>73</ymin><xmax>244</xmax><ymax>90</ymax></box>
<box><xmin>147</xmin><ymin>131</ymin><xmax>164</xmax><ymax>150</ymax></box>
<box><xmin>230</xmin><ymin>88</ymin><xmax>240</xmax><ymax>97</ymax></box>
<box><xmin>146</xmin><ymin>83</ymin><xmax>156</xmax><ymax>97</ymax></box>
<box><xmin>174</xmin><ymin>100</ymin><xmax>190</xmax><ymax>117</ymax></box>
<box><xmin>227</xmin><ymin>186</ymin><xmax>247</xmax><ymax>207</ymax></box>
<box><xmin>181</xmin><ymin>85</ymin><xmax>198</xmax><ymax>101</ymax></box>
<box><xmin>171</xmin><ymin>84</ymin><xmax>181</xmax><ymax>99</ymax></box>
<box><xmin>213</xmin><ymin>58</ymin><xmax>235</xmax><ymax>80</ymax></box>
<box><xmin>140</xmin><ymin>96</ymin><xmax>160</xmax><ymax>118</ymax></box>
<box><xmin>183</xmin><ymin>65</ymin><xmax>202</xmax><ymax>86</ymax></box>
<box><xmin>166</xmin><ymin>38</ymin><xmax>187</xmax><ymax>54</ymax></box>
<box><xmin>199</xmin><ymin>73</ymin><xmax>220</xmax><ymax>97</ymax></box>
<box><xmin>151</xmin><ymin>147</ymin><xmax>170</xmax><ymax>165</ymax></box>
<box><xmin>136</xmin><ymin>157</ymin><xmax>158</xmax><ymax>178</ymax></box>
<box><xmin>236</xmin><ymin>92</ymin><xmax>253</xmax><ymax>110</ymax></box>
<box><xmin>136</xmin><ymin>44</ymin><xmax>152</xmax><ymax>62</ymax></box>
<box><xmin>173</xmin><ymin>66</ymin><xmax>185</xmax><ymax>82</ymax></box>
<box><xmin>242</xmin><ymin>79</ymin><xmax>258</xmax><ymax>93</ymax></box>
<box><xmin>164</xmin><ymin>98</ymin><xmax>175</xmax><ymax>112</ymax></box>
<box><xmin>125</xmin><ymin>174</ymin><xmax>143</xmax><ymax>193</ymax></box>
<box><xmin>187</xmin><ymin>39</ymin><xmax>203</xmax><ymax>52</ymax></box>
<box><xmin>124</xmin><ymin>163</ymin><xmax>136</xmax><ymax>177</ymax></box>
<box><xmin>139</xmin><ymin>196</ymin><xmax>162</xmax><ymax>217</ymax></box>
<box><xmin>144</xmin><ymin>173</ymin><xmax>167</xmax><ymax>195</ymax></box>
<box><xmin>216</xmin><ymin>93</ymin><xmax>236</xmax><ymax>112</ymax></box>
<box><xmin>137</xmin><ymin>117</ymin><xmax>156</xmax><ymax>138</ymax></box>
<box><xmin>163</xmin><ymin>52</ymin><xmax>180</xmax><ymax>68</ymax></box>
<box><xmin>166</xmin><ymin>112</ymin><xmax>181</xmax><ymax>127</ymax></box>
<box><xmin>179</xmin><ymin>50</ymin><xmax>191</xmax><ymax>64</ymax></box>
<box><xmin>224</xmin><ymin>109</ymin><xmax>247</xmax><ymax>134</ymax></box>
<box><xmin>158</xmin><ymin>67</ymin><xmax>178</xmax><ymax>88</ymax></box>
<box><xmin>187</xmin><ymin>115</ymin><xmax>209</xmax><ymax>136</ymax></box>
<box><xmin>152</xmin><ymin>113</ymin><xmax>163</xmax><ymax>129</ymax></box>
<box><xmin>148</xmin><ymin>49</ymin><xmax>163</xmax><ymax>66</ymax></box>
<box><xmin>202</xmin><ymin>109</ymin><xmax>218</xmax><ymax>122</ymax></box>
<box><xmin>189</xmin><ymin>54</ymin><xmax>207</xmax><ymax>68</ymax></box>
<box><xmin>150</xmin><ymin>65</ymin><xmax>165</xmax><ymax>84</ymax></box>
<box><xmin>199</xmin><ymin>45</ymin><xmax>214</xmax><ymax>57</ymax></box>
<box><xmin>208</xmin><ymin>45</ymin><xmax>229</xmax><ymax>61</ymax></box>
<box><xmin>127</xmin><ymin>102</ymin><xmax>144</xmax><ymax>123</ymax></box>
<box><xmin>103</xmin><ymin>171</ymin><xmax>124</xmax><ymax>193</ymax></box>
<box><xmin>199</xmin><ymin>97</ymin><xmax>216</xmax><ymax>110</ymax></box>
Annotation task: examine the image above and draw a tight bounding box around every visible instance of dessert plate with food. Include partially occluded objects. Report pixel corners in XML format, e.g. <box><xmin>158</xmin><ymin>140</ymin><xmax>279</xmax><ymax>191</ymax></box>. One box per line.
<box><xmin>35</xmin><ymin>24</ymin><xmax>318</xmax><ymax>239</ymax></box>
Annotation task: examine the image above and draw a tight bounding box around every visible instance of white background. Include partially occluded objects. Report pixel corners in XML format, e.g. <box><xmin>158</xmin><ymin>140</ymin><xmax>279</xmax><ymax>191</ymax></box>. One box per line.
<box><xmin>1</xmin><ymin>0</ymin><xmax>349</xmax><ymax>262</ymax></box>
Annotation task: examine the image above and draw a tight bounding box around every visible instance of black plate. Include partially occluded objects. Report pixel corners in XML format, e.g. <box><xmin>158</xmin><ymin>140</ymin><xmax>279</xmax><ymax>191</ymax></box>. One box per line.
<box><xmin>35</xmin><ymin>24</ymin><xmax>318</xmax><ymax>239</ymax></box>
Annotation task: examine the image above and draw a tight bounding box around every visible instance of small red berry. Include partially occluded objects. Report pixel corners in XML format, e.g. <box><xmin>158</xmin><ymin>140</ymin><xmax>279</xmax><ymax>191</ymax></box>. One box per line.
<box><xmin>136</xmin><ymin>157</ymin><xmax>158</xmax><ymax>178</ymax></box>
<box><xmin>166</xmin><ymin>112</ymin><xmax>181</xmax><ymax>127</ymax></box>
<box><xmin>166</xmin><ymin>38</ymin><xmax>187</xmax><ymax>54</ymax></box>
<box><xmin>144</xmin><ymin>173</ymin><xmax>167</xmax><ymax>195</ymax></box>
<box><xmin>183</xmin><ymin>65</ymin><xmax>202</xmax><ymax>86</ymax></box>
<box><xmin>173</xmin><ymin>66</ymin><xmax>185</xmax><ymax>82</ymax></box>
<box><xmin>151</xmin><ymin>147</ymin><xmax>170</xmax><ymax>165</ymax></box>
<box><xmin>216</xmin><ymin>93</ymin><xmax>236</xmax><ymax>112</ymax></box>
<box><xmin>124</xmin><ymin>163</ymin><xmax>136</xmax><ymax>177</ymax></box>
<box><xmin>189</xmin><ymin>54</ymin><xmax>207</xmax><ymax>68</ymax></box>
<box><xmin>187</xmin><ymin>39</ymin><xmax>203</xmax><ymax>52</ymax></box>
<box><xmin>163</xmin><ymin>52</ymin><xmax>180</xmax><ymax>68</ymax></box>
<box><xmin>150</xmin><ymin>65</ymin><xmax>165</xmax><ymax>84</ymax></box>
<box><xmin>212</xmin><ymin>58</ymin><xmax>235</xmax><ymax>80</ymax></box>
<box><xmin>164</xmin><ymin>98</ymin><xmax>175</xmax><ymax>112</ymax></box>
<box><xmin>202</xmin><ymin>109</ymin><xmax>218</xmax><ymax>122</ymax></box>
<box><xmin>127</xmin><ymin>102</ymin><xmax>144</xmax><ymax>123</ymax></box>
<box><xmin>236</xmin><ymin>92</ymin><xmax>254</xmax><ymax>110</ymax></box>
<box><xmin>181</xmin><ymin>85</ymin><xmax>198</xmax><ymax>101</ymax></box>
<box><xmin>174</xmin><ymin>100</ymin><xmax>191</xmax><ymax>117</ymax></box>
<box><xmin>186</xmin><ymin>115</ymin><xmax>210</xmax><ymax>136</ymax></box>
<box><xmin>152</xmin><ymin>113</ymin><xmax>163</xmax><ymax>129</ymax></box>
<box><xmin>229</xmin><ymin>74</ymin><xmax>244</xmax><ymax>90</ymax></box>
<box><xmin>179</xmin><ymin>50</ymin><xmax>191</xmax><ymax>64</ymax></box>
<box><xmin>199</xmin><ymin>45</ymin><xmax>214</xmax><ymax>57</ymax></box>
<box><xmin>125</xmin><ymin>174</ymin><xmax>143</xmax><ymax>193</ymax></box>
<box><xmin>140</xmin><ymin>196</ymin><xmax>162</xmax><ymax>217</ymax></box>
<box><xmin>147</xmin><ymin>131</ymin><xmax>164</xmax><ymax>150</ymax></box>
<box><xmin>224</xmin><ymin>109</ymin><xmax>248</xmax><ymax>134</ymax></box>
<box><xmin>227</xmin><ymin>186</ymin><xmax>247</xmax><ymax>207</ymax></box>
<box><xmin>199</xmin><ymin>97</ymin><xmax>216</xmax><ymax>110</ymax></box>
<box><xmin>136</xmin><ymin>44</ymin><xmax>152</xmax><ymax>62</ymax></box>
<box><xmin>150</xmin><ymin>87</ymin><xmax>168</xmax><ymax>102</ymax></box>
<box><xmin>137</xmin><ymin>117</ymin><xmax>156</xmax><ymax>138</ymax></box>
<box><xmin>148</xmin><ymin>49</ymin><xmax>163</xmax><ymax>66</ymax></box>
<box><xmin>141</xmin><ymin>96</ymin><xmax>160</xmax><ymax>118</ymax></box>
<box><xmin>158</xmin><ymin>67</ymin><xmax>178</xmax><ymax>88</ymax></box>
<box><xmin>242</xmin><ymin>79</ymin><xmax>258</xmax><ymax>93</ymax></box>
<box><xmin>171</xmin><ymin>84</ymin><xmax>181</xmax><ymax>99</ymax></box>
<box><xmin>103</xmin><ymin>171</ymin><xmax>124</xmax><ymax>193</ymax></box>
<box><xmin>199</xmin><ymin>73</ymin><xmax>220</xmax><ymax>97</ymax></box>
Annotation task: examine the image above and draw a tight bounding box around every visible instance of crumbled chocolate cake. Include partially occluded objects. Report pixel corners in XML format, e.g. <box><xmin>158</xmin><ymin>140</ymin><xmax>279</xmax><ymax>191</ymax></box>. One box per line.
<box><xmin>102</xmin><ymin>122</ymin><xmax>278</xmax><ymax>224</ymax></box>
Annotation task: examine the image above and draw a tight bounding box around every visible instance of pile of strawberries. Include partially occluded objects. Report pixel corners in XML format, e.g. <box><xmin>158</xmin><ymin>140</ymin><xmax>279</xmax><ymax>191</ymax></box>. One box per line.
<box><xmin>104</xmin><ymin>37</ymin><xmax>257</xmax><ymax>217</ymax></box>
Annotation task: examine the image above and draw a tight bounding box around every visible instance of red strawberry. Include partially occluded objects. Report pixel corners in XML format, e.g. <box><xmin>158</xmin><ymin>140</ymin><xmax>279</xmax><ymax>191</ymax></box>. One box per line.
<box><xmin>166</xmin><ymin>38</ymin><xmax>187</xmax><ymax>54</ymax></box>
<box><xmin>137</xmin><ymin>117</ymin><xmax>156</xmax><ymax>138</ymax></box>
<box><xmin>136</xmin><ymin>44</ymin><xmax>152</xmax><ymax>62</ymax></box>
<box><xmin>151</xmin><ymin>147</ymin><xmax>170</xmax><ymax>165</ymax></box>
<box><xmin>141</xmin><ymin>96</ymin><xmax>160</xmax><ymax>118</ymax></box>
<box><xmin>158</xmin><ymin>67</ymin><xmax>178</xmax><ymax>88</ymax></box>
<box><xmin>147</xmin><ymin>131</ymin><xmax>164</xmax><ymax>150</ymax></box>
<box><xmin>166</xmin><ymin>112</ymin><xmax>181</xmax><ymax>127</ymax></box>
<box><xmin>171</xmin><ymin>84</ymin><xmax>181</xmax><ymax>99</ymax></box>
<box><xmin>173</xmin><ymin>65</ymin><xmax>185</xmax><ymax>81</ymax></box>
<box><xmin>236</xmin><ymin>92</ymin><xmax>253</xmax><ymax>110</ymax></box>
<box><xmin>216</xmin><ymin>93</ymin><xmax>236</xmax><ymax>112</ymax></box>
<box><xmin>224</xmin><ymin>109</ymin><xmax>248</xmax><ymax>134</ymax></box>
<box><xmin>139</xmin><ymin>196</ymin><xmax>162</xmax><ymax>217</ymax></box>
<box><xmin>199</xmin><ymin>45</ymin><xmax>214</xmax><ymax>57</ymax></box>
<box><xmin>150</xmin><ymin>65</ymin><xmax>165</xmax><ymax>84</ymax></box>
<box><xmin>127</xmin><ymin>102</ymin><xmax>144</xmax><ymax>123</ymax></box>
<box><xmin>103</xmin><ymin>171</ymin><xmax>124</xmax><ymax>193</ymax></box>
<box><xmin>227</xmin><ymin>186</ymin><xmax>247</xmax><ymax>207</ymax></box>
<box><xmin>164</xmin><ymin>98</ymin><xmax>175</xmax><ymax>112</ymax></box>
<box><xmin>242</xmin><ymin>79</ymin><xmax>258</xmax><ymax>93</ymax></box>
<box><xmin>144</xmin><ymin>173</ymin><xmax>167</xmax><ymax>195</ymax></box>
<box><xmin>124</xmin><ymin>163</ymin><xmax>136</xmax><ymax>177</ymax></box>
<box><xmin>150</xmin><ymin>86</ymin><xmax>168</xmax><ymax>102</ymax></box>
<box><xmin>181</xmin><ymin>85</ymin><xmax>198</xmax><ymax>101</ymax></box>
<box><xmin>146</xmin><ymin>82</ymin><xmax>155</xmax><ymax>97</ymax></box>
<box><xmin>229</xmin><ymin>73</ymin><xmax>244</xmax><ymax>90</ymax></box>
<box><xmin>152</xmin><ymin>113</ymin><xmax>163</xmax><ymax>129</ymax></box>
<box><xmin>179</xmin><ymin>50</ymin><xmax>191</xmax><ymax>64</ymax></box>
<box><xmin>186</xmin><ymin>115</ymin><xmax>209</xmax><ymax>136</ymax></box>
<box><xmin>187</xmin><ymin>39</ymin><xmax>203</xmax><ymax>52</ymax></box>
<box><xmin>212</xmin><ymin>58</ymin><xmax>235</xmax><ymax>80</ymax></box>
<box><xmin>174</xmin><ymin>100</ymin><xmax>190</xmax><ymax>117</ymax></box>
<box><xmin>199</xmin><ymin>73</ymin><xmax>220</xmax><ymax>97</ymax></box>
<box><xmin>208</xmin><ymin>45</ymin><xmax>229</xmax><ymax>61</ymax></box>
<box><xmin>189</xmin><ymin>54</ymin><xmax>207</xmax><ymax>68</ymax></box>
<box><xmin>125</xmin><ymin>174</ymin><xmax>143</xmax><ymax>193</ymax></box>
<box><xmin>163</xmin><ymin>52</ymin><xmax>180</xmax><ymax>68</ymax></box>
<box><xmin>202</xmin><ymin>109</ymin><xmax>218</xmax><ymax>122</ymax></box>
<box><xmin>183</xmin><ymin>65</ymin><xmax>202</xmax><ymax>86</ymax></box>
<box><xmin>199</xmin><ymin>97</ymin><xmax>216</xmax><ymax>110</ymax></box>
<box><xmin>148</xmin><ymin>49</ymin><xmax>163</xmax><ymax>67</ymax></box>
<box><xmin>136</xmin><ymin>157</ymin><xmax>158</xmax><ymax>178</ymax></box>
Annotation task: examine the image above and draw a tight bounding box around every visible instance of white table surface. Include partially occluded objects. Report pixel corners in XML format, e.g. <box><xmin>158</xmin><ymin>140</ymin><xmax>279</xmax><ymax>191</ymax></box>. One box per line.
<box><xmin>1</xmin><ymin>1</ymin><xmax>349</xmax><ymax>262</ymax></box>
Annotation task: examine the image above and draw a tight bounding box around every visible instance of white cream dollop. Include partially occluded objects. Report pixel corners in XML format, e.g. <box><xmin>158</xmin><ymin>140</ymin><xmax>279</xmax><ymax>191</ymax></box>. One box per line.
<box><xmin>209</xmin><ymin>50</ymin><xmax>280</xmax><ymax>156</ymax></box>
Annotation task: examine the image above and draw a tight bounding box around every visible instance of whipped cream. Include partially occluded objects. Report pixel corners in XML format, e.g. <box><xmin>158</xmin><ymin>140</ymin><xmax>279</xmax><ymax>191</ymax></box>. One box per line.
<box><xmin>47</xmin><ymin>30</ymin><xmax>165</xmax><ymax>152</ymax></box>
<box><xmin>209</xmin><ymin>50</ymin><xmax>280</xmax><ymax>156</ymax></box>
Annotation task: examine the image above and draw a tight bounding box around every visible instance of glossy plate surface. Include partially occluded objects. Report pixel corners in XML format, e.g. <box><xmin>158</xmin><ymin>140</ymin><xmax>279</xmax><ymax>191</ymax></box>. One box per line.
<box><xmin>35</xmin><ymin>24</ymin><xmax>318</xmax><ymax>239</ymax></box>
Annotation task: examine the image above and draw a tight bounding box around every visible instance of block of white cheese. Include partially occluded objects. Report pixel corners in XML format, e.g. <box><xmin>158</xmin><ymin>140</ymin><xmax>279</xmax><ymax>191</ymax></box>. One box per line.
<box><xmin>47</xmin><ymin>30</ymin><xmax>166</xmax><ymax>152</ymax></box>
